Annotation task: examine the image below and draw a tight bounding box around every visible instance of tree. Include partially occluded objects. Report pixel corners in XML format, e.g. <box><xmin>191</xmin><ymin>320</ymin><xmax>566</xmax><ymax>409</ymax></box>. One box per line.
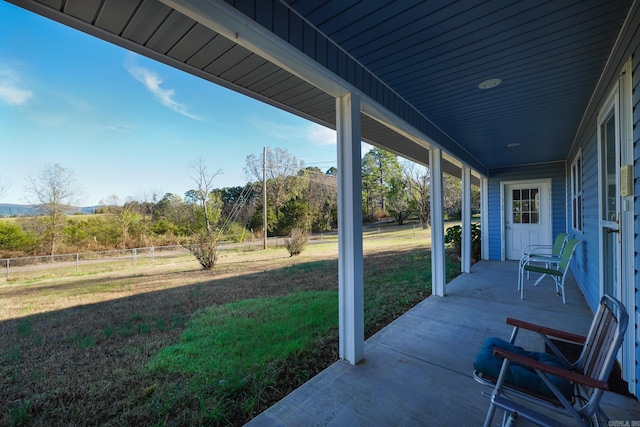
<box><xmin>0</xmin><ymin>221</ymin><xmax>37</xmax><ymax>256</ymax></box>
<box><xmin>215</xmin><ymin>184</ymin><xmax>256</xmax><ymax>232</ymax></box>
<box><xmin>385</xmin><ymin>172</ymin><xmax>410</xmax><ymax>225</ymax></box>
<box><xmin>299</xmin><ymin>167</ymin><xmax>337</xmax><ymax>232</ymax></box>
<box><xmin>117</xmin><ymin>209</ymin><xmax>142</xmax><ymax>249</ymax></box>
<box><xmin>184</xmin><ymin>158</ymin><xmax>222</xmax><ymax>270</ymax></box>
<box><xmin>97</xmin><ymin>194</ymin><xmax>122</xmax><ymax>214</ymax></box>
<box><xmin>244</xmin><ymin>147</ymin><xmax>305</xmax><ymax>235</ymax></box>
<box><xmin>361</xmin><ymin>148</ymin><xmax>403</xmax><ymax>221</ymax></box>
<box><xmin>25</xmin><ymin>163</ymin><xmax>81</xmax><ymax>257</ymax></box>
<box><xmin>153</xmin><ymin>193</ymin><xmax>192</xmax><ymax>235</ymax></box>
<box><xmin>403</xmin><ymin>162</ymin><xmax>430</xmax><ymax>229</ymax></box>
<box><xmin>443</xmin><ymin>174</ymin><xmax>462</xmax><ymax>218</ymax></box>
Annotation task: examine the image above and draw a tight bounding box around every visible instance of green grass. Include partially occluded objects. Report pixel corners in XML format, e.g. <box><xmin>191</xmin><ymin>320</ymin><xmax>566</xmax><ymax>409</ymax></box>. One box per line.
<box><xmin>151</xmin><ymin>291</ymin><xmax>337</xmax><ymax>377</ymax></box>
<box><xmin>146</xmin><ymin>250</ymin><xmax>458</xmax><ymax>424</ymax></box>
<box><xmin>149</xmin><ymin>291</ymin><xmax>338</xmax><ymax>423</ymax></box>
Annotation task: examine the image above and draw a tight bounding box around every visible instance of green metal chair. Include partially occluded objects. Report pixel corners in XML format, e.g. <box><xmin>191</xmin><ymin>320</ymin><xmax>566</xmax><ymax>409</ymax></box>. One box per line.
<box><xmin>518</xmin><ymin>238</ymin><xmax>581</xmax><ymax>304</ymax></box>
<box><xmin>518</xmin><ymin>233</ymin><xmax>568</xmax><ymax>291</ymax></box>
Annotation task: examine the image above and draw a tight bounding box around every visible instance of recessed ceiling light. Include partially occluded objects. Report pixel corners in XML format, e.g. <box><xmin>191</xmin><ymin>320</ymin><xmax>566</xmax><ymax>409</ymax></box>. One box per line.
<box><xmin>478</xmin><ymin>78</ymin><xmax>502</xmax><ymax>89</ymax></box>
<box><xmin>506</xmin><ymin>143</ymin><xmax>520</xmax><ymax>148</ymax></box>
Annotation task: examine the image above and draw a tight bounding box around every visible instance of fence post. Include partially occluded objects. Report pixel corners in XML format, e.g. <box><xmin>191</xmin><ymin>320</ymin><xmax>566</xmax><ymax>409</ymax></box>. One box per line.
<box><xmin>5</xmin><ymin>259</ymin><xmax>8</xmax><ymax>279</ymax></box>
<box><xmin>76</xmin><ymin>253</ymin><xmax>79</xmax><ymax>272</ymax></box>
<box><xmin>132</xmin><ymin>248</ymin><xmax>137</xmax><ymax>263</ymax></box>
<box><xmin>151</xmin><ymin>246</ymin><xmax>154</xmax><ymax>262</ymax></box>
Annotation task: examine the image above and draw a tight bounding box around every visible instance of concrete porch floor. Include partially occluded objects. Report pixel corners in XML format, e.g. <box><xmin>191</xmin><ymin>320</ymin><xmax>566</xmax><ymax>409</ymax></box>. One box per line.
<box><xmin>247</xmin><ymin>260</ymin><xmax>640</xmax><ymax>426</ymax></box>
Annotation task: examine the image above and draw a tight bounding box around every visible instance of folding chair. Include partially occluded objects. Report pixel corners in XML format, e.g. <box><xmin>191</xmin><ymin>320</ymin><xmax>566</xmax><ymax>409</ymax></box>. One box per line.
<box><xmin>473</xmin><ymin>294</ymin><xmax>628</xmax><ymax>427</ymax></box>
<box><xmin>518</xmin><ymin>238</ymin><xmax>581</xmax><ymax>304</ymax></box>
<box><xmin>518</xmin><ymin>233</ymin><xmax>568</xmax><ymax>289</ymax></box>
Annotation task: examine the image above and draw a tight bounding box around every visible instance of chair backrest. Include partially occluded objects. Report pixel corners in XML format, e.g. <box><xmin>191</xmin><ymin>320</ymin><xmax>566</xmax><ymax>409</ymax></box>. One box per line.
<box><xmin>556</xmin><ymin>238</ymin><xmax>580</xmax><ymax>272</ymax></box>
<box><xmin>576</xmin><ymin>294</ymin><xmax>628</xmax><ymax>409</ymax></box>
<box><xmin>551</xmin><ymin>233</ymin><xmax>569</xmax><ymax>256</ymax></box>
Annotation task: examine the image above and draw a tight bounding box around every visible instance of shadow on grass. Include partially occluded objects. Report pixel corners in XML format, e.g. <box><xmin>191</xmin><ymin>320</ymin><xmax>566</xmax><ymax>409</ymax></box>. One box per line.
<box><xmin>0</xmin><ymin>247</ymin><xmax>457</xmax><ymax>426</ymax></box>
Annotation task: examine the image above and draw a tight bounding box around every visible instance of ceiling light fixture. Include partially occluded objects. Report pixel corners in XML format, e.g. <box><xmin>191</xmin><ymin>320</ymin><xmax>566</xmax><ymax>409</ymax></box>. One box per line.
<box><xmin>506</xmin><ymin>143</ymin><xmax>520</xmax><ymax>148</ymax></box>
<box><xmin>478</xmin><ymin>78</ymin><xmax>502</xmax><ymax>89</ymax></box>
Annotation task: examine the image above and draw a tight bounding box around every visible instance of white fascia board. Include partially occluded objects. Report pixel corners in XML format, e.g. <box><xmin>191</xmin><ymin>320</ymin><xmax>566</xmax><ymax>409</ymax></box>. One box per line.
<box><xmin>360</xmin><ymin>101</ymin><xmax>434</xmax><ymax>152</ymax></box>
<box><xmin>161</xmin><ymin>0</ymin><xmax>349</xmax><ymax>98</ymax></box>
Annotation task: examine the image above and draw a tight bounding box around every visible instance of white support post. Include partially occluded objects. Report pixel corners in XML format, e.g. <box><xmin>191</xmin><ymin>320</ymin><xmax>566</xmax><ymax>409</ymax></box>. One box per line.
<box><xmin>480</xmin><ymin>177</ymin><xmax>489</xmax><ymax>260</ymax></box>
<box><xmin>461</xmin><ymin>166</ymin><xmax>472</xmax><ymax>273</ymax></box>
<box><xmin>336</xmin><ymin>93</ymin><xmax>364</xmax><ymax>364</ymax></box>
<box><xmin>429</xmin><ymin>148</ymin><xmax>446</xmax><ymax>297</ymax></box>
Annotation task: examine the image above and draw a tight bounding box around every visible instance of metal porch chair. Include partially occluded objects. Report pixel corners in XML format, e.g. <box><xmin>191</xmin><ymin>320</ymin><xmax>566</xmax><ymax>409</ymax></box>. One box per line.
<box><xmin>473</xmin><ymin>294</ymin><xmax>628</xmax><ymax>427</ymax></box>
<box><xmin>518</xmin><ymin>233</ymin><xmax>568</xmax><ymax>290</ymax></box>
<box><xmin>518</xmin><ymin>238</ymin><xmax>581</xmax><ymax>304</ymax></box>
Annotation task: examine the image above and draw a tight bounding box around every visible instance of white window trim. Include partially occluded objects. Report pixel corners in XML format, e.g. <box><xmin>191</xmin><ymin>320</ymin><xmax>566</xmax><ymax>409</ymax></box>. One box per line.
<box><xmin>570</xmin><ymin>150</ymin><xmax>583</xmax><ymax>233</ymax></box>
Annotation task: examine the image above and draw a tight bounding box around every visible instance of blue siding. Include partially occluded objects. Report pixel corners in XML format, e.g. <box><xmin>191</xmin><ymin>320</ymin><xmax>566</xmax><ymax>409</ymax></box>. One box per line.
<box><xmin>487</xmin><ymin>162</ymin><xmax>566</xmax><ymax>260</ymax></box>
<box><xmin>633</xmin><ymin>44</ymin><xmax>640</xmax><ymax>398</ymax></box>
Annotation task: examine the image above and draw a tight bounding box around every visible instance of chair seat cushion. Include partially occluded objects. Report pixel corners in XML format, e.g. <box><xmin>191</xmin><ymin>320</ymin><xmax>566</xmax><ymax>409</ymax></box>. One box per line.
<box><xmin>473</xmin><ymin>337</ymin><xmax>573</xmax><ymax>399</ymax></box>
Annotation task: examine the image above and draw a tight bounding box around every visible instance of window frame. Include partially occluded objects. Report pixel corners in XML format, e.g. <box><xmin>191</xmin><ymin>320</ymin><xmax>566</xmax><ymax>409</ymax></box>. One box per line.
<box><xmin>570</xmin><ymin>150</ymin><xmax>583</xmax><ymax>232</ymax></box>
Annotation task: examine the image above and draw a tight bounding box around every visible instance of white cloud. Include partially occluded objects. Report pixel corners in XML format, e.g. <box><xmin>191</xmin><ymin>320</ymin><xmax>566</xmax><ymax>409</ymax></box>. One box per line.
<box><xmin>98</xmin><ymin>123</ymin><xmax>135</xmax><ymax>133</ymax></box>
<box><xmin>249</xmin><ymin>116</ymin><xmax>302</xmax><ymax>140</ymax></box>
<box><xmin>124</xmin><ymin>54</ymin><xmax>202</xmax><ymax>121</ymax></box>
<box><xmin>0</xmin><ymin>67</ymin><xmax>33</xmax><ymax>106</ymax></box>
<box><xmin>306</xmin><ymin>123</ymin><xmax>336</xmax><ymax>146</ymax></box>
<box><xmin>249</xmin><ymin>118</ymin><xmax>337</xmax><ymax>147</ymax></box>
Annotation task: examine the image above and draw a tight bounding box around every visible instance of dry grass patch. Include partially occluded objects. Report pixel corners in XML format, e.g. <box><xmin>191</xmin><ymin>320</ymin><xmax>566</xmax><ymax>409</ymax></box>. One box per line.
<box><xmin>1</xmin><ymin>233</ymin><xmax>460</xmax><ymax>426</ymax></box>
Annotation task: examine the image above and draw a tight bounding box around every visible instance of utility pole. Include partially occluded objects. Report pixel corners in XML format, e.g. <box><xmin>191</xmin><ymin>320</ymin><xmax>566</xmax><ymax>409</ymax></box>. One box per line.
<box><xmin>263</xmin><ymin>146</ymin><xmax>267</xmax><ymax>250</ymax></box>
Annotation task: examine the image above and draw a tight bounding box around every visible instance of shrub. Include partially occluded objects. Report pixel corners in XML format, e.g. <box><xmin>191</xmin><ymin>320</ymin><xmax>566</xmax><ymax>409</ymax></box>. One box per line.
<box><xmin>444</xmin><ymin>223</ymin><xmax>481</xmax><ymax>260</ymax></box>
<box><xmin>185</xmin><ymin>232</ymin><xmax>219</xmax><ymax>270</ymax></box>
<box><xmin>284</xmin><ymin>228</ymin><xmax>309</xmax><ymax>257</ymax></box>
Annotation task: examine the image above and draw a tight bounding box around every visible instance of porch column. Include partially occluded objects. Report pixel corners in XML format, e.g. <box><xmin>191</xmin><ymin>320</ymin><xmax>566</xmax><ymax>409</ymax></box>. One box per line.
<box><xmin>461</xmin><ymin>166</ymin><xmax>472</xmax><ymax>273</ymax></box>
<box><xmin>336</xmin><ymin>93</ymin><xmax>364</xmax><ymax>364</ymax></box>
<box><xmin>429</xmin><ymin>148</ymin><xmax>446</xmax><ymax>297</ymax></box>
<box><xmin>480</xmin><ymin>177</ymin><xmax>489</xmax><ymax>260</ymax></box>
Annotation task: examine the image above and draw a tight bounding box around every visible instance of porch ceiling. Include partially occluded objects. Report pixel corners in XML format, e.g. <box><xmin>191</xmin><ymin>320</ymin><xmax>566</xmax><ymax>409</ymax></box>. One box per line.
<box><xmin>7</xmin><ymin>0</ymin><xmax>633</xmax><ymax>176</ymax></box>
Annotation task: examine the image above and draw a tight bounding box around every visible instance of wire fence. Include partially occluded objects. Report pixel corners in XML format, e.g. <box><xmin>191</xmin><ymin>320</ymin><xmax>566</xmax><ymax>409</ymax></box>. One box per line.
<box><xmin>1</xmin><ymin>224</ymin><xmax>431</xmax><ymax>280</ymax></box>
<box><xmin>0</xmin><ymin>238</ymin><xmax>299</xmax><ymax>280</ymax></box>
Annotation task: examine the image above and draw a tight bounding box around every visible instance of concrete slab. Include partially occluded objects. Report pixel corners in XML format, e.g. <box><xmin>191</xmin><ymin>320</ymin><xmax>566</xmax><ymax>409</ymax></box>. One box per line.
<box><xmin>247</xmin><ymin>261</ymin><xmax>640</xmax><ymax>426</ymax></box>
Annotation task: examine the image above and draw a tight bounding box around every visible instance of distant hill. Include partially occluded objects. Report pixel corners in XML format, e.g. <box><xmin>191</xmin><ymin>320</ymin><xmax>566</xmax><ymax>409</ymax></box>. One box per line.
<box><xmin>0</xmin><ymin>204</ymin><xmax>100</xmax><ymax>217</ymax></box>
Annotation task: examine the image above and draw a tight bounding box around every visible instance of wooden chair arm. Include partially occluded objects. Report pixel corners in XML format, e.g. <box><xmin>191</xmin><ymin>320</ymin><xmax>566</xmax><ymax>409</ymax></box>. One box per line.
<box><xmin>506</xmin><ymin>317</ymin><xmax>586</xmax><ymax>344</ymax></box>
<box><xmin>493</xmin><ymin>347</ymin><xmax>608</xmax><ymax>390</ymax></box>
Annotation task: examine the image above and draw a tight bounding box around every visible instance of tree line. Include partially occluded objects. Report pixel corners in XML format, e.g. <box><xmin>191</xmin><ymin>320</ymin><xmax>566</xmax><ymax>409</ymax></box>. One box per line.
<box><xmin>0</xmin><ymin>147</ymin><xmax>478</xmax><ymax>261</ymax></box>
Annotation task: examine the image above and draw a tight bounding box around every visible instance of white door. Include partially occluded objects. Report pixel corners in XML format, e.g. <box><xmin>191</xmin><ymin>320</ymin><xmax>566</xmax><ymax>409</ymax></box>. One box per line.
<box><xmin>598</xmin><ymin>103</ymin><xmax>622</xmax><ymax>301</ymax></box>
<box><xmin>504</xmin><ymin>181</ymin><xmax>552</xmax><ymax>260</ymax></box>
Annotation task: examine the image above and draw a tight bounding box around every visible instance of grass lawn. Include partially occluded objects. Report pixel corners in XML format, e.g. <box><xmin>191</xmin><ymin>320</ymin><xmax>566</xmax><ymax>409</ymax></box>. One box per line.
<box><xmin>0</xmin><ymin>225</ymin><xmax>462</xmax><ymax>426</ymax></box>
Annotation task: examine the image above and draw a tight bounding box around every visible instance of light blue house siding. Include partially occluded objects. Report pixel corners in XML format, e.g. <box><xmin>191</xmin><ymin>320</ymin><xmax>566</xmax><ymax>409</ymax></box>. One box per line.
<box><xmin>486</xmin><ymin>162</ymin><xmax>567</xmax><ymax>261</ymax></box>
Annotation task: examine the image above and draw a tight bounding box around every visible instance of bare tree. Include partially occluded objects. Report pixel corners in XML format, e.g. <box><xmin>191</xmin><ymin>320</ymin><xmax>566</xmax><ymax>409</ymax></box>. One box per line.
<box><xmin>190</xmin><ymin>158</ymin><xmax>222</xmax><ymax>236</ymax></box>
<box><xmin>403</xmin><ymin>162</ymin><xmax>430</xmax><ymax>229</ymax></box>
<box><xmin>443</xmin><ymin>174</ymin><xmax>462</xmax><ymax>217</ymax></box>
<box><xmin>244</xmin><ymin>147</ymin><xmax>304</xmax><ymax>235</ymax></box>
<box><xmin>186</xmin><ymin>158</ymin><xmax>222</xmax><ymax>270</ymax></box>
<box><xmin>25</xmin><ymin>163</ymin><xmax>81</xmax><ymax>257</ymax></box>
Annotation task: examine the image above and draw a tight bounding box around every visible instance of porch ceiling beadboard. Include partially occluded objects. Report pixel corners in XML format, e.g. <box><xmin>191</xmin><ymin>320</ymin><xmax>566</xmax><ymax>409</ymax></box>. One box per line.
<box><xmin>6</xmin><ymin>0</ymin><xmax>633</xmax><ymax>177</ymax></box>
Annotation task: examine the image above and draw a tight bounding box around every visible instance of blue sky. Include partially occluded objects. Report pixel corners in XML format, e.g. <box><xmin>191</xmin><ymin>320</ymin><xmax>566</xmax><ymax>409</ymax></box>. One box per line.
<box><xmin>0</xmin><ymin>2</ymin><xmax>343</xmax><ymax>206</ymax></box>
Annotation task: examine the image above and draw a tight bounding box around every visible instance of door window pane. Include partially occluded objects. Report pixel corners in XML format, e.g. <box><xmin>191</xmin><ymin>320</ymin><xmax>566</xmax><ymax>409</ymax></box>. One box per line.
<box><xmin>512</xmin><ymin>187</ymin><xmax>540</xmax><ymax>224</ymax></box>
<box><xmin>601</xmin><ymin>111</ymin><xmax>617</xmax><ymax>221</ymax></box>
